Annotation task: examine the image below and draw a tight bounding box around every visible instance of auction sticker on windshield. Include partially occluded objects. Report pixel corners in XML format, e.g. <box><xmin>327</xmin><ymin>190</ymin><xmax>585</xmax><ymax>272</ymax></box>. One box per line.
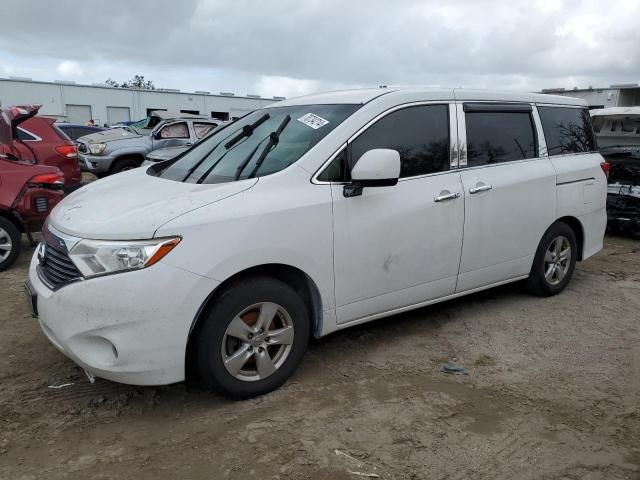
<box><xmin>297</xmin><ymin>113</ymin><xmax>329</xmax><ymax>130</ymax></box>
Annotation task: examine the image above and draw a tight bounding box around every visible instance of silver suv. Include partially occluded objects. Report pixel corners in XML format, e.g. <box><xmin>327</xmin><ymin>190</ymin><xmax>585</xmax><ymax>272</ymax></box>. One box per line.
<box><xmin>77</xmin><ymin>111</ymin><xmax>219</xmax><ymax>175</ymax></box>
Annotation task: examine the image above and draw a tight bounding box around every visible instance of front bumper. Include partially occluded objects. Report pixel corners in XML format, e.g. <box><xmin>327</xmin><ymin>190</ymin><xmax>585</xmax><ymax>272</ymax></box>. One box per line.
<box><xmin>28</xmin><ymin>251</ymin><xmax>219</xmax><ymax>385</ymax></box>
<box><xmin>78</xmin><ymin>153</ymin><xmax>115</xmax><ymax>173</ymax></box>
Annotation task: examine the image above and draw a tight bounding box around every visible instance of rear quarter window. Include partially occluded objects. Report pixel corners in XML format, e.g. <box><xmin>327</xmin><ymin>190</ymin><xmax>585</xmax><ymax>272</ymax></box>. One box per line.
<box><xmin>538</xmin><ymin>106</ymin><xmax>596</xmax><ymax>156</ymax></box>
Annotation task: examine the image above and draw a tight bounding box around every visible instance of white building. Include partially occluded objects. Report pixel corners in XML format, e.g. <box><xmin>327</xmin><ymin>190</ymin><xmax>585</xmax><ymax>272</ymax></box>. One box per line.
<box><xmin>541</xmin><ymin>83</ymin><xmax>640</xmax><ymax>109</ymax></box>
<box><xmin>0</xmin><ymin>77</ymin><xmax>284</xmax><ymax>125</ymax></box>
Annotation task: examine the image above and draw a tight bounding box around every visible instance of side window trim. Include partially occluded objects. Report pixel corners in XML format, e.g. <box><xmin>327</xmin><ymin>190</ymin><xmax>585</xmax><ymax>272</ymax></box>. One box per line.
<box><xmin>16</xmin><ymin>127</ymin><xmax>41</xmax><ymax>142</ymax></box>
<box><xmin>312</xmin><ymin>100</ymin><xmax>456</xmax><ymax>184</ymax></box>
<box><xmin>531</xmin><ymin>105</ymin><xmax>548</xmax><ymax>157</ymax></box>
<box><xmin>455</xmin><ymin>103</ymin><xmax>467</xmax><ymax>167</ymax></box>
<box><xmin>459</xmin><ymin>101</ymin><xmax>540</xmax><ymax>169</ymax></box>
<box><xmin>312</xmin><ymin>143</ymin><xmax>348</xmax><ymax>184</ymax></box>
<box><xmin>449</xmin><ymin>103</ymin><xmax>459</xmax><ymax>169</ymax></box>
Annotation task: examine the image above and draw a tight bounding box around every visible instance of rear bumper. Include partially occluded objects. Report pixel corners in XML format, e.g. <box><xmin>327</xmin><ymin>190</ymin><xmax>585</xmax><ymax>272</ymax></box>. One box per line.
<box><xmin>13</xmin><ymin>187</ymin><xmax>65</xmax><ymax>232</ymax></box>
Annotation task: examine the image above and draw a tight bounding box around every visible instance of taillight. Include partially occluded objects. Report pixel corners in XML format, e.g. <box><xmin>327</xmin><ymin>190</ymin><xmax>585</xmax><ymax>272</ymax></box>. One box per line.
<box><xmin>600</xmin><ymin>161</ymin><xmax>610</xmax><ymax>178</ymax></box>
<box><xmin>29</xmin><ymin>171</ymin><xmax>65</xmax><ymax>185</ymax></box>
<box><xmin>55</xmin><ymin>145</ymin><xmax>78</xmax><ymax>158</ymax></box>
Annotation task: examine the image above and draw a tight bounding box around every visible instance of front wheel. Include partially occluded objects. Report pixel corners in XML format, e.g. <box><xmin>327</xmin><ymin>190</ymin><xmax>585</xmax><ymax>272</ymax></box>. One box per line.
<box><xmin>0</xmin><ymin>217</ymin><xmax>21</xmax><ymax>272</ymax></box>
<box><xmin>110</xmin><ymin>157</ymin><xmax>141</xmax><ymax>175</ymax></box>
<box><xmin>526</xmin><ymin>222</ymin><xmax>577</xmax><ymax>297</ymax></box>
<box><xmin>194</xmin><ymin>277</ymin><xmax>310</xmax><ymax>399</ymax></box>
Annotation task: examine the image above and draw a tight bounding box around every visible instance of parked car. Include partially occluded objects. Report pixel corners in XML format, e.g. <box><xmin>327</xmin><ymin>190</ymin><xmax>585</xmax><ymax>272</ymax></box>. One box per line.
<box><xmin>0</xmin><ymin>157</ymin><xmax>65</xmax><ymax>270</ymax></box>
<box><xmin>142</xmin><ymin>122</ymin><xmax>228</xmax><ymax>167</ymax></box>
<box><xmin>600</xmin><ymin>146</ymin><xmax>640</xmax><ymax>235</ymax></box>
<box><xmin>27</xmin><ymin>88</ymin><xmax>607</xmax><ymax>399</ymax></box>
<box><xmin>142</xmin><ymin>145</ymin><xmax>191</xmax><ymax>166</ymax></box>
<box><xmin>77</xmin><ymin>113</ymin><xmax>219</xmax><ymax>175</ymax></box>
<box><xmin>0</xmin><ymin>105</ymin><xmax>81</xmax><ymax>191</ymax></box>
<box><xmin>0</xmin><ymin>107</ymin><xmax>66</xmax><ymax>271</ymax></box>
<box><xmin>56</xmin><ymin>123</ymin><xmax>106</xmax><ymax>142</ymax></box>
<box><xmin>590</xmin><ymin>109</ymin><xmax>640</xmax><ymax>235</ymax></box>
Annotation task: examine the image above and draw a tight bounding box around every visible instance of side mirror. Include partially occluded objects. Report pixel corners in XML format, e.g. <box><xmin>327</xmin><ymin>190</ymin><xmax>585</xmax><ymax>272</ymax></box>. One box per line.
<box><xmin>344</xmin><ymin>148</ymin><xmax>400</xmax><ymax>198</ymax></box>
<box><xmin>153</xmin><ymin>130</ymin><xmax>163</xmax><ymax>140</ymax></box>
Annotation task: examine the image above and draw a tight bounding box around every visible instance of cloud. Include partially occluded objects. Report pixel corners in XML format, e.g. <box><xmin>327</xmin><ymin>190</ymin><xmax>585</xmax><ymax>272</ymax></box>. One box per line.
<box><xmin>56</xmin><ymin>60</ymin><xmax>84</xmax><ymax>77</ymax></box>
<box><xmin>0</xmin><ymin>0</ymin><xmax>638</xmax><ymax>96</ymax></box>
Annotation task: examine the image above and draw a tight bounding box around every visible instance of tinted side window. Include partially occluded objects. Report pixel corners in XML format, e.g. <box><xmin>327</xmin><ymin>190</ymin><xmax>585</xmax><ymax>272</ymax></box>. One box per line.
<box><xmin>350</xmin><ymin>105</ymin><xmax>450</xmax><ymax>178</ymax></box>
<box><xmin>538</xmin><ymin>106</ymin><xmax>596</xmax><ymax>156</ymax></box>
<box><xmin>317</xmin><ymin>149</ymin><xmax>347</xmax><ymax>182</ymax></box>
<box><xmin>466</xmin><ymin>111</ymin><xmax>536</xmax><ymax>166</ymax></box>
<box><xmin>16</xmin><ymin>128</ymin><xmax>37</xmax><ymax>141</ymax></box>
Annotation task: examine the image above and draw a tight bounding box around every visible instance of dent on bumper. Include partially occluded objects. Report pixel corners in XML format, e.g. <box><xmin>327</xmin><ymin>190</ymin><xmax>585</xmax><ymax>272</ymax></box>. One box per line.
<box><xmin>28</xmin><ymin>253</ymin><xmax>220</xmax><ymax>385</ymax></box>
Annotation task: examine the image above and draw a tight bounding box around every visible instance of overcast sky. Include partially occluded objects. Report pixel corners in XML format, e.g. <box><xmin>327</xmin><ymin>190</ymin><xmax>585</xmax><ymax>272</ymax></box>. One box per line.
<box><xmin>1</xmin><ymin>0</ymin><xmax>639</xmax><ymax>98</ymax></box>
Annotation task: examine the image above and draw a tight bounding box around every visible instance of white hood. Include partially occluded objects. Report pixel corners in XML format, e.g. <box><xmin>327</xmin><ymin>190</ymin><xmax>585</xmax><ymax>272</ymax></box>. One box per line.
<box><xmin>49</xmin><ymin>168</ymin><xmax>257</xmax><ymax>239</ymax></box>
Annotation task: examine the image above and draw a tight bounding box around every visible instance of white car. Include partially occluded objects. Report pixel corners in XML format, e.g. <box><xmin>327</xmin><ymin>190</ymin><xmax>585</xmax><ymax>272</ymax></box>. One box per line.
<box><xmin>27</xmin><ymin>87</ymin><xmax>607</xmax><ymax>399</ymax></box>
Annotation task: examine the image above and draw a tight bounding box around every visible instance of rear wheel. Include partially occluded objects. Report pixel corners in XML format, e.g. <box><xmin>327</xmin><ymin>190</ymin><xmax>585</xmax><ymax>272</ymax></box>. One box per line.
<box><xmin>526</xmin><ymin>222</ymin><xmax>577</xmax><ymax>297</ymax></box>
<box><xmin>110</xmin><ymin>157</ymin><xmax>141</xmax><ymax>174</ymax></box>
<box><xmin>194</xmin><ymin>277</ymin><xmax>310</xmax><ymax>399</ymax></box>
<box><xmin>0</xmin><ymin>217</ymin><xmax>21</xmax><ymax>272</ymax></box>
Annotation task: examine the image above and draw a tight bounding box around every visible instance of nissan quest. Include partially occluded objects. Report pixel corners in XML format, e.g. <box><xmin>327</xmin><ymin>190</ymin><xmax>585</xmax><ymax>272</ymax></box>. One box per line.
<box><xmin>26</xmin><ymin>88</ymin><xmax>607</xmax><ymax>399</ymax></box>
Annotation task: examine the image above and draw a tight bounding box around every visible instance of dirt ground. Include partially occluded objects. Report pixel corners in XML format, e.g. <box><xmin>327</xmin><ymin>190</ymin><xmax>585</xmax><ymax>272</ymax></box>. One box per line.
<box><xmin>0</xmin><ymin>235</ymin><xmax>638</xmax><ymax>479</ymax></box>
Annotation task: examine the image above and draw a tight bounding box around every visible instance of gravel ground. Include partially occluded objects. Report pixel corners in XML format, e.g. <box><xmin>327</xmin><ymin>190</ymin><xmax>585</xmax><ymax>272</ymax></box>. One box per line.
<box><xmin>0</xmin><ymin>235</ymin><xmax>638</xmax><ymax>479</ymax></box>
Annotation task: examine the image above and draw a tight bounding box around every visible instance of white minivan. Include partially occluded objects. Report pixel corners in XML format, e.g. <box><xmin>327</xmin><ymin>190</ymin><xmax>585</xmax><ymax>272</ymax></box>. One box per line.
<box><xmin>27</xmin><ymin>88</ymin><xmax>607</xmax><ymax>398</ymax></box>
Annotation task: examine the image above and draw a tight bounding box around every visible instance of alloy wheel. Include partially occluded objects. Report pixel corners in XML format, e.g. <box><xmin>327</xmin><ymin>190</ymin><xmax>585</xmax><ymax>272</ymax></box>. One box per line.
<box><xmin>544</xmin><ymin>235</ymin><xmax>571</xmax><ymax>285</ymax></box>
<box><xmin>221</xmin><ymin>302</ymin><xmax>294</xmax><ymax>382</ymax></box>
<box><xmin>0</xmin><ymin>227</ymin><xmax>13</xmax><ymax>262</ymax></box>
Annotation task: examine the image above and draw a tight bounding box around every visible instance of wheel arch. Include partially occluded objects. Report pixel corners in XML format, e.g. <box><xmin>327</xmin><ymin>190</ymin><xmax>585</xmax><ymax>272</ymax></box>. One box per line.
<box><xmin>185</xmin><ymin>263</ymin><xmax>324</xmax><ymax>377</ymax></box>
<box><xmin>555</xmin><ymin>216</ymin><xmax>585</xmax><ymax>261</ymax></box>
<box><xmin>109</xmin><ymin>152</ymin><xmax>146</xmax><ymax>172</ymax></box>
<box><xmin>0</xmin><ymin>209</ymin><xmax>25</xmax><ymax>233</ymax></box>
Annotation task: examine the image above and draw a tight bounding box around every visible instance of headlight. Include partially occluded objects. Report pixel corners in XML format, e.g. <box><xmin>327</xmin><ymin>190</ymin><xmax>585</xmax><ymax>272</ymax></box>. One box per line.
<box><xmin>68</xmin><ymin>237</ymin><xmax>181</xmax><ymax>278</ymax></box>
<box><xmin>88</xmin><ymin>143</ymin><xmax>107</xmax><ymax>155</ymax></box>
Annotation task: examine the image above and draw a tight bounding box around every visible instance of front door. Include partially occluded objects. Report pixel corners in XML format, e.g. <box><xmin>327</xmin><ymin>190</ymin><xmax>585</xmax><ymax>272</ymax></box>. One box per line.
<box><xmin>329</xmin><ymin>103</ymin><xmax>465</xmax><ymax>324</ymax></box>
<box><xmin>456</xmin><ymin>103</ymin><xmax>556</xmax><ymax>292</ymax></box>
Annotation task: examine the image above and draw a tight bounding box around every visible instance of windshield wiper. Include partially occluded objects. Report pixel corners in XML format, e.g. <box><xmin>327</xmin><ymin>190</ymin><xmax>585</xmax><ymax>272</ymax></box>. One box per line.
<box><xmin>234</xmin><ymin>115</ymin><xmax>291</xmax><ymax>180</ymax></box>
<box><xmin>224</xmin><ymin>113</ymin><xmax>270</xmax><ymax>150</ymax></box>
<box><xmin>182</xmin><ymin>124</ymin><xmax>247</xmax><ymax>182</ymax></box>
<box><xmin>184</xmin><ymin>114</ymin><xmax>270</xmax><ymax>182</ymax></box>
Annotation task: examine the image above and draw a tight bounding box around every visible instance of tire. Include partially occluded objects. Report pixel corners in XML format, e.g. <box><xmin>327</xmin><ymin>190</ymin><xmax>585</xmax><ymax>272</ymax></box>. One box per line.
<box><xmin>0</xmin><ymin>217</ymin><xmax>22</xmax><ymax>272</ymax></box>
<box><xmin>194</xmin><ymin>276</ymin><xmax>311</xmax><ymax>399</ymax></box>
<box><xmin>526</xmin><ymin>221</ymin><xmax>578</xmax><ymax>297</ymax></box>
<box><xmin>110</xmin><ymin>157</ymin><xmax>141</xmax><ymax>174</ymax></box>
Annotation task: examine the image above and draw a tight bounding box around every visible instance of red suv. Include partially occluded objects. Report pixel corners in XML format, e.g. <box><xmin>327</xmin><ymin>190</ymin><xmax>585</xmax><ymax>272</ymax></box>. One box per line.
<box><xmin>0</xmin><ymin>106</ymin><xmax>67</xmax><ymax>270</ymax></box>
<box><xmin>0</xmin><ymin>104</ymin><xmax>81</xmax><ymax>190</ymax></box>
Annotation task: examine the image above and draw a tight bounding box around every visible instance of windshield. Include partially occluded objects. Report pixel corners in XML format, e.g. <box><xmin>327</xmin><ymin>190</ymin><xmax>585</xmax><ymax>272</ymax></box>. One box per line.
<box><xmin>124</xmin><ymin>115</ymin><xmax>161</xmax><ymax>134</ymax></box>
<box><xmin>157</xmin><ymin>104</ymin><xmax>359</xmax><ymax>184</ymax></box>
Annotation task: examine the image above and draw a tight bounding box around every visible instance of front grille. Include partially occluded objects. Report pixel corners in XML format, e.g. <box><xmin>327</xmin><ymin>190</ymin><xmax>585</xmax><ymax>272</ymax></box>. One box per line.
<box><xmin>77</xmin><ymin>142</ymin><xmax>88</xmax><ymax>153</ymax></box>
<box><xmin>38</xmin><ymin>243</ymin><xmax>82</xmax><ymax>289</ymax></box>
<box><xmin>34</xmin><ymin>196</ymin><xmax>48</xmax><ymax>213</ymax></box>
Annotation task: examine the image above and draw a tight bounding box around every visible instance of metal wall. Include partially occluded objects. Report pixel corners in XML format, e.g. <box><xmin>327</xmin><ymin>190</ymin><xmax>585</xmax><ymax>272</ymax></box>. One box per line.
<box><xmin>0</xmin><ymin>79</ymin><xmax>279</xmax><ymax>125</ymax></box>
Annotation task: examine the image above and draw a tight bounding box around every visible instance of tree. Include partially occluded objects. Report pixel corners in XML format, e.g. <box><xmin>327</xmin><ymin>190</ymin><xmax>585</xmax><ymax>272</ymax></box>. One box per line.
<box><xmin>104</xmin><ymin>75</ymin><xmax>155</xmax><ymax>90</ymax></box>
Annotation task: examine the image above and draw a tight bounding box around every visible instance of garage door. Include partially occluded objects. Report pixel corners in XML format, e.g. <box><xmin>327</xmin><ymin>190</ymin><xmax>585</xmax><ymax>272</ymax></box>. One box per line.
<box><xmin>107</xmin><ymin>106</ymin><xmax>131</xmax><ymax>125</ymax></box>
<box><xmin>66</xmin><ymin>104</ymin><xmax>92</xmax><ymax>124</ymax></box>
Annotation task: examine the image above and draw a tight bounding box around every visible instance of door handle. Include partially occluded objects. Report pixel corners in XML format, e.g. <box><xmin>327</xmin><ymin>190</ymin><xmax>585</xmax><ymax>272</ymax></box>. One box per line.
<box><xmin>469</xmin><ymin>184</ymin><xmax>493</xmax><ymax>194</ymax></box>
<box><xmin>434</xmin><ymin>191</ymin><xmax>461</xmax><ymax>203</ymax></box>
